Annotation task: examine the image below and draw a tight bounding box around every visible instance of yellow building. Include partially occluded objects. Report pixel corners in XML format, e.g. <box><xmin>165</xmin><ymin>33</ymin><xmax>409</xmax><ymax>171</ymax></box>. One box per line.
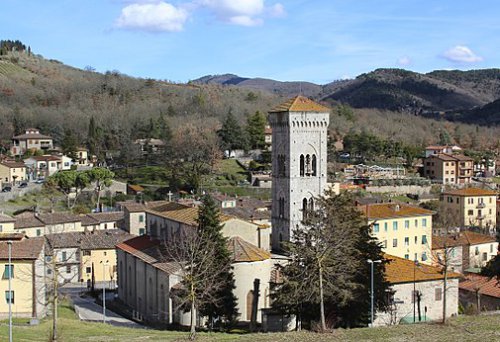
<box><xmin>0</xmin><ymin>235</ymin><xmax>46</xmax><ymax>319</ymax></box>
<box><xmin>79</xmin><ymin>230</ymin><xmax>133</xmax><ymax>284</ymax></box>
<box><xmin>441</xmin><ymin>188</ymin><xmax>497</xmax><ymax>233</ymax></box>
<box><xmin>360</xmin><ymin>203</ymin><xmax>434</xmax><ymax>263</ymax></box>
<box><xmin>0</xmin><ymin>161</ymin><xmax>26</xmax><ymax>184</ymax></box>
<box><xmin>0</xmin><ymin>214</ymin><xmax>15</xmax><ymax>234</ymax></box>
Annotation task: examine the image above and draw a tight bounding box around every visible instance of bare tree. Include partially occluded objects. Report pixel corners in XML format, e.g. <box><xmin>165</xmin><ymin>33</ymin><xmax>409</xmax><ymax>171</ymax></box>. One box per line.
<box><xmin>165</xmin><ymin>229</ymin><xmax>231</xmax><ymax>339</ymax></box>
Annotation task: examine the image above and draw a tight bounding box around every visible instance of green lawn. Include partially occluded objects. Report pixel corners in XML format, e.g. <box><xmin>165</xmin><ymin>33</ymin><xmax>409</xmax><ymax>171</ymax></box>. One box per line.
<box><xmin>2</xmin><ymin>301</ymin><xmax>499</xmax><ymax>342</ymax></box>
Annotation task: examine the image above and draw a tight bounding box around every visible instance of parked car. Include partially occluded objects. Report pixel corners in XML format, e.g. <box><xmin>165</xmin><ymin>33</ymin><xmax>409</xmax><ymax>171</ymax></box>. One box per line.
<box><xmin>35</xmin><ymin>178</ymin><xmax>45</xmax><ymax>184</ymax></box>
<box><xmin>19</xmin><ymin>181</ymin><xmax>28</xmax><ymax>188</ymax></box>
<box><xmin>2</xmin><ymin>186</ymin><xmax>12</xmax><ymax>192</ymax></box>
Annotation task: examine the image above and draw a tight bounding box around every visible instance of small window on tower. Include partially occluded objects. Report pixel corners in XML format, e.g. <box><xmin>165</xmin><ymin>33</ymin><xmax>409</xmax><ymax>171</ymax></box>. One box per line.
<box><xmin>299</xmin><ymin>155</ymin><xmax>305</xmax><ymax>176</ymax></box>
<box><xmin>312</xmin><ymin>155</ymin><xmax>317</xmax><ymax>176</ymax></box>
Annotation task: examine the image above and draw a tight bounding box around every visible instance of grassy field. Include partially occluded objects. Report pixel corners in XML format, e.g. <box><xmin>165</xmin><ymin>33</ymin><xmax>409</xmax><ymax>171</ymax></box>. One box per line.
<box><xmin>2</xmin><ymin>301</ymin><xmax>499</xmax><ymax>342</ymax></box>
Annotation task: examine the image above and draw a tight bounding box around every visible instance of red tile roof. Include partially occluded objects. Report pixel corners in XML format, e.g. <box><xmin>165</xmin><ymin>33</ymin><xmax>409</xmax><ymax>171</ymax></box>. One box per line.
<box><xmin>459</xmin><ymin>273</ymin><xmax>500</xmax><ymax>299</ymax></box>
<box><xmin>227</xmin><ymin>236</ymin><xmax>271</xmax><ymax>262</ymax></box>
<box><xmin>432</xmin><ymin>231</ymin><xmax>497</xmax><ymax>249</ymax></box>
<box><xmin>360</xmin><ymin>203</ymin><xmax>434</xmax><ymax>220</ymax></box>
<box><xmin>443</xmin><ymin>188</ymin><xmax>497</xmax><ymax>197</ymax></box>
<box><xmin>0</xmin><ymin>237</ymin><xmax>45</xmax><ymax>260</ymax></box>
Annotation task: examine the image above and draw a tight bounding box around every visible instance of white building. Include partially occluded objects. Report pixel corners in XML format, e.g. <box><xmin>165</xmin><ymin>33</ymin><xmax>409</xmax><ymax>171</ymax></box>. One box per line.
<box><xmin>268</xmin><ymin>96</ymin><xmax>330</xmax><ymax>251</ymax></box>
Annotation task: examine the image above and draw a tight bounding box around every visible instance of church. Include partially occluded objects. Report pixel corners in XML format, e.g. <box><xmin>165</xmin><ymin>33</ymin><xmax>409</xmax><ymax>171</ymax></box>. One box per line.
<box><xmin>115</xmin><ymin>96</ymin><xmax>331</xmax><ymax>328</ymax></box>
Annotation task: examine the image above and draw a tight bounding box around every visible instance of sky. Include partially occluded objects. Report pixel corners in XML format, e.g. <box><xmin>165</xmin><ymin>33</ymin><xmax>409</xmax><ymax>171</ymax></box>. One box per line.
<box><xmin>1</xmin><ymin>0</ymin><xmax>499</xmax><ymax>84</ymax></box>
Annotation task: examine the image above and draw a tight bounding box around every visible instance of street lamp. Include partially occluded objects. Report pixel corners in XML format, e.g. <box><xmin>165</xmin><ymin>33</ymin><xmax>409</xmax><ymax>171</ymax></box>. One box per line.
<box><xmin>367</xmin><ymin>259</ymin><xmax>382</xmax><ymax>327</ymax></box>
<box><xmin>413</xmin><ymin>260</ymin><xmax>420</xmax><ymax>323</ymax></box>
<box><xmin>100</xmin><ymin>260</ymin><xmax>109</xmax><ymax>323</ymax></box>
<box><xmin>7</xmin><ymin>240</ymin><xmax>13</xmax><ymax>342</ymax></box>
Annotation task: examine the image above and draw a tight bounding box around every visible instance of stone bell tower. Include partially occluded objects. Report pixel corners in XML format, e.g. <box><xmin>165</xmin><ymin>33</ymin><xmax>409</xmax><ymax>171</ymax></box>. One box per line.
<box><xmin>268</xmin><ymin>96</ymin><xmax>330</xmax><ymax>251</ymax></box>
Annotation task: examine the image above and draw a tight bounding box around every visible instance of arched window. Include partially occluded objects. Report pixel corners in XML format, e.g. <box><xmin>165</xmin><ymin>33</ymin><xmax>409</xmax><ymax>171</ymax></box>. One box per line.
<box><xmin>278</xmin><ymin>197</ymin><xmax>285</xmax><ymax>218</ymax></box>
<box><xmin>299</xmin><ymin>154</ymin><xmax>305</xmax><ymax>176</ymax></box>
<box><xmin>312</xmin><ymin>154</ymin><xmax>317</xmax><ymax>176</ymax></box>
<box><xmin>309</xmin><ymin>198</ymin><xmax>314</xmax><ymax>212</ymax></box>
<box><xmin>302</xmin><ymin>198</ymin><xmax>308</xmax><ymax>221</ymax></box>
<box><xmin>305</xmin><ymin>154</ymin><xmax>311</xmax><ymax>176</ymax></box>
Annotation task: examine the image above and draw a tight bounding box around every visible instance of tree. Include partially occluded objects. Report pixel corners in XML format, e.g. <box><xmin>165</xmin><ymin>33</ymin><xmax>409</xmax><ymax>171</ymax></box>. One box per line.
<box><xmin>87</xmin><ymin>116</ymin><xmax>103</xmax><ymax>160</ymax></box>
<box><xmin>246</xmin><ymin>111</ymin><xmax>267</xmax><ymax>149</ymax></box>
<box><xmin>272</xmin><ymin>192</ymin><xmax>388</xmax><ymax>330</ymax></box>
<box><xmin>196</xmin><ymin>195</ymin><xmax>238</xmax><ymax>327</ymax></box>
<box><xmin>87</xmin><ymin>168</ymin><xmax>115</xmax><ymax>211</ymax></box>
<box><xmin>169</xmin><ymin>122</ymin><xmax>222</xmax><ymax>193</ymax></box>
<box><xmin>46</xmin><ymin>170</ymin><xmax>90</xmax><ymax>209</ymax></box>
<box><xmin>218</xmin><ymin>109</ymin><xmax>247</xmax><ymax>154</ymax></box>
<box><xmin>61</xmin><ymin>128</ymin><xmax>78</xmax><ymax>159</ymax></box>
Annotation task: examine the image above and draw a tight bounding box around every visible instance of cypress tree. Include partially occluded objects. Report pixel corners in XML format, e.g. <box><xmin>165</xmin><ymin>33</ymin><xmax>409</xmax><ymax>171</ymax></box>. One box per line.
<box><xmin>197</xmin><ymin>195</ymin><xmax>238</xmax><ymax>327</ymax></box>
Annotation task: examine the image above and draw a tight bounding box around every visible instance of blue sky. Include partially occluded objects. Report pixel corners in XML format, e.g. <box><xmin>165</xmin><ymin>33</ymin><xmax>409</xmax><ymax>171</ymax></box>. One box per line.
<box><xmin>1</xmin><ymin>0</ymin><xmax>498</xmax><ymax>84</ymax></box>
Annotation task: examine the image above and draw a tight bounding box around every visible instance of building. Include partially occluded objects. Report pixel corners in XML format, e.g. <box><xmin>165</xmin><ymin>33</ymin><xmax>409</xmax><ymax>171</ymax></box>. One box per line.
<box><xmin>0</xmin><ymin>235</ymin><xmax>47</xmax><ymax>319</ymax></box>
<box><xmin>79</xmin><ymin>229</ymin><xmax>132</xmax><ymax>285</ymax></box>
<box><xmin>0</xmin><ymin>214</ymin><xmax>16</xmax><ymax>234</ymax></box>
<box><xmin>14</xmin><ymin>212</ymin><xmax>46</xmax><ymax>237</ymax></box>
<box><xmin>134</xmin><ymin>138</ymin><xmax>166</xmax><ymax>155</ymax></box>
<box><xmin>268</xmin><ymin>96</ymin><xmax>330</xmax><ymax>251</ymax></box>
<box><xmin>360</xmin><ymin>203</ymin><xmax>434</xmax><ymax>263</ymax></box>
<box><xmin>432</xmin><ymin>231</ymin><xmax>498</xmax><ymax>271</ymax></box>
<box><xmin>424</xmin><ymin>145</ymin><xmax>461</xmax><ymax>158</ymax></box>
<box><xmin>117</xmin><ymin>201</ymin><xmax>170</xmax><ymax>236</ymax></box>
<box><xmin>423</xmin><ymin>153</ymin><xmax>473</xmax><ymax>184</ymax></box>
<box><xmin>24</xmin><ymin>155</ymin><xmax>63</xmax><ymax>179</ymax></box>
<box><xmin>0</xmin><ymin>160</ymin><xmax>26</xmax><ymax>184</ymax></box>
<box><xmin>212</xmin><ymin>193</ymin><xmax>237</xmax><ymax>209</ymax></box>
<box><xmin>374</xmin><ymin>254</ymin><xmax>460</xmax><ymax>325</ymax></box>
<box><xmin>440</xmin><ymin>188</ymin><xmax>497</xmax><ymax>233</ymax></box>
<box><xmin>10</xmin><ymin>128</ymin><xmax>54</xmax><ymax>156</ymax></box>
<box><xmin>459</xmin><ymin>273</ymin><xmax>500</xmax><ymax>312</ymax></box>
<box><xmin>81</xmin><ymin>212</ymin><xmax>124</xmax><ymax>231</ymax></box>
<box><xmin>44</xmin><ymin>233</ymin><xmax>81</xmax><ymax>284</ymax></box>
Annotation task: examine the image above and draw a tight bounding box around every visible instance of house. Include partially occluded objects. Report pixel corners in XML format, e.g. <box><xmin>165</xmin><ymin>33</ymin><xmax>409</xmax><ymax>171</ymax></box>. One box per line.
<box><xmin>432</xmin><ymin>231</ymin><xmax>498</xmax><ymax>271</ymax></box>
<box><xmin>459</xmin><ymin>273</ymin><xmax>500</xmax><ymax>312</ymax></box>
<box><xmin>10</xmin><ymin>128</ymin><xmax>53</xmax><ymax>156</ymax></box>
<box><xmin>250</xmin><ymin>172</ymin><xmax>272</xmax><ymax>188</ymax></box>
<box><xmin>14</xmin><ymin>212</ymin><xmax>46</xmax><ymax>237</ymax></box>
<box><xmin>75</xmin><ymin>147</ymin><xmax>93</xmax><ymax>168</ymax></box>
<box><xmin>0</xmin><ymin>160</ymin><xmax>26</xmax><ymax>184</ymax></box>
<box><xmin>374</xmin><ymin>254</ymin><xmax>460</xmax><ymax>326</ymax></box>
<box><xmin>134</xmin><ymin>138</ymin><xmax>166</xmax><ymax>155</ymax></box>
<box><xmin>360</xmin><ymin>203</ymin><xmax>434</xmax><ymax>263</ymax></box>
<box><xmin>79</xmin><ymin>229</ymin><xmax>133</xmax><ymax>285</ymax></box>
<box><xmin>424</xmin><ymin>145</ymin><xmax>461</xmax><ymax>158</ymax></box>
<box><xmin>440</xmin><ymin>188</ymin><xmax>497</xmax><ymax>233</ymax></box>
<box><xmin>82</xmin><ymin>212</ymin><xmax>124</xmax><ymax>231</ymax></box>
<box><xmin>23</xmin><ymin>155</ymin><xmax>62</xmax><ymax>179</ymax></box>
<box><xmin>127</xmin><ymin>184</ymin><xmax>145</xmax><ymax>195</ymax></box>
<box><xmin>0</xmin><ymin>235</ymin><xmax>47</xmax><ymax>319</ymax></box>
<box><xmin>37</xmin><ymin>212</ymin><xmax>82</xmax><ymax>234</ymax></box>
<box><xmin>264</xmin><ymin>125</ymin><xmax>272</xmax><ymax>146</ymax></box>
<box><xmin>44</xmin><ymin>233</ymin><xmax>82</xmax><ymax>284</ymax></box>
<box><xmin>117</xmin><ymin>200</ymin><xmax>170</xmax><ymax>236</ymax></box>
<box><xmin>422</xmin><ymin>153</ymin><xmax>473</xmax><ymax>184</ymax></box>
<box><xmin>222</xmin><ymin>197</ymin><xmax>271</xmax><ymax>228</ymax></box>
<box><xmin>0</xmin><ymin>214</ymin><xmax>16</xmax><ymax>234</ymax></box>
<box><xmin>212</xmin><ymin>193</ymin><xmax>237</xmax><ymax>208</ymax></box>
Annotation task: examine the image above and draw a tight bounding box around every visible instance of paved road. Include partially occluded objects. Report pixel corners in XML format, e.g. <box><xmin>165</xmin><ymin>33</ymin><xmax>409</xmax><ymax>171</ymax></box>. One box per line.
<box><xmin>60</xmin><ymin>284</ymin><xmax>143</xmax><ymax>328</ymax></box>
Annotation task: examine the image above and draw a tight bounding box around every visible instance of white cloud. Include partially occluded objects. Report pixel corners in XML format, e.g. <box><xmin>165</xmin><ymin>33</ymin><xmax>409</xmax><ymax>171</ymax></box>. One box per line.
<box><xmin>397</xmin><ymin>56</ymin><xmax>412</xmax><ymax>66</ymax></box>
<box><xmin>116</xmin><ymin>2</ymin><xmax>189</xmax><ymax>32</ymax></box>
<box><xmin>442</xmin><ymin>45</ymin><xmax>483</xmax><ymax>63</ymax></box>
<box><xmin>268</xmin><ymin>3</ymin><xmax>286</xmax><ymax>18</ymax></box>
<box><xmin>229</xmin><ymin>15</ymin><xmax>263</xmax><ymax>27</ymax></box>
<box><xmin>198</xmin><ymin>0</ymin><xmax>283</xmax><ymax>26</ymax></box>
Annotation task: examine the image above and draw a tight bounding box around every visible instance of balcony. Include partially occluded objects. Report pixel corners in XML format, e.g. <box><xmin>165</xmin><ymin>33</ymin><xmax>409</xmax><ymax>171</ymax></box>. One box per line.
<box><xmin>477</xmin><ymin>202</ymin><xmax>486</xmax><ymax>209</ymax></box>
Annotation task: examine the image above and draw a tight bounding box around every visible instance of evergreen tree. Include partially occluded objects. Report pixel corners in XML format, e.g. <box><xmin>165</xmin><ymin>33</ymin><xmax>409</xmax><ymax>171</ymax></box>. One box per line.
<box><xmin>218</xmin><ymin>109</ymin><xmax>247</xmax><ymax>154</ymax></box>
<box><xmin>61</xmin><ymin>128</ymin><xmax>78</xmax><ymax>159</ymax></box>
<box><xmin>246</xmin><ymin>111</ymin><xmax>267</xmax><ymax>149</ymax></box>
<box><xmin>87</xmin><ymin>116</ymin><xmax>103</xmax><ymax>159</ymax></box>
<box><xmin>197</xmin><ymin>195</ymin><xmax>238</xmax><ymax>327</ymax></box>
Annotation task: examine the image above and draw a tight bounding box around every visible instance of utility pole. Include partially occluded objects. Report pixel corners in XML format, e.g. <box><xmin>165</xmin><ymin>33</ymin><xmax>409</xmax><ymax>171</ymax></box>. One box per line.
<box><xmin>367</xmin><ymin>259</ymin><xmax>382</xmax><ymax>327</ymax></box>
<box><xmin>8</xmin><ymin>240</ymin><xmax>13</xmax><ymax>342</ymax></box>
<box><xmin>101</xmin><ymin>260</ymin><xmax>109</xmax><ymax>323</ymax></box>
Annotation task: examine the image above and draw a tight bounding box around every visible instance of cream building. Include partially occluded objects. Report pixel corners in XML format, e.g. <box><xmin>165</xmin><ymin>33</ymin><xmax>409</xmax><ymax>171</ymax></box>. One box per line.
<box><xmin>0</xmin><ymin>161</ymin><xmax>26</xmax><ymax>184</ymax></box>
<box><xmin>10</xmin><ymin>128</ymin><xmax>53</xmax><ymax>156</ymax></box>
<box><xmin>0</xmin><ymin>236</ymin><xmax>47</xmax><ymax>319</ymax></box>
<box><xmin>0</xmin><ymin>214</ymin><xmax>16</xmax><ymax>234</ymax></box>
<box><xmin>360</xmin><ymin>203</ymin><xmax>434</xmax><ymax>263</ymax></box>
<box><xmin>441</xmin><ymin>188</ymin><xmax>497</xmax><ymax>233</ymax></box>
<box><xmin>374</xmin><ymin>254</ymin><xmax>460</xmax><ymax>326</ymax></box>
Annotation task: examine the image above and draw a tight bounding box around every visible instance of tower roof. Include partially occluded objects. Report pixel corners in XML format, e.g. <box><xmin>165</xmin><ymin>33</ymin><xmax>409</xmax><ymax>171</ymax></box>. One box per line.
<box><xmin>269</xmin><ymin>95</ymin><xmax>330</xmax><ymax>113</ymax></box>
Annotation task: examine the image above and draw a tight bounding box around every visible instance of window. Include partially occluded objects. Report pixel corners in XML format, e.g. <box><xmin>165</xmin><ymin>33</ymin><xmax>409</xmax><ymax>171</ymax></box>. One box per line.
<box><xmin>139</xmin><ymin>215</ymin><xmax>144</xmax><ymax>223</ymax></box>
<box><xmin>104</xmin><ymin>223</ymin><xmax>108</xmax><ymax>229</ymax></box>
<box><xmin>36</xmin><ymin>229</ymin><xmax>41</xmax><ymax>236</ymax></box>
<box><xmin>299</xmin><ymin>155</ymin><xmax>305</xmax><ymax>177</ymax></box>
<box><xmin>435</xmin><ymin>288</ymin><xmax>442</xmax><ymax>301</ymax></box>
<box><xmin>404</xmin><ymin>237</ymin><xmax>409</xmax><ymax>246</ymax></box>
<box><xmin>86</xmin><ymin>267</ymin><xmax>91</xmax><ymax>274</ymax></box>
<box><xmin>414</xmin><ymin>219</ymin><xmax>418</xmax><ymax>228</ymax></box>
<box><xmin>468</xmin><ymin>209</ymin><xmax>474</xmax><ymax>216</ymax></box>
<box><xmin>482</xmin><ymin>253</ymin><xmax>488</xmax><ymax>261</ymax></box>
<box><xmin>5</xmin><ymin>291</ymin><xmax>14</xmax><ymax>304</ymax></box>
<box><xmin>83</xmin><ymin>250</ymin><xmax>91</xmax><ymax>256</ymax></box>
<box><xmin>302</xmin><ymin>198</ymin><xmax>308</xmax><ymax>221</ymax></box>
<box><xmin>422</xmin><ymin>218</ymin><xmax>427</xmax><ymax>227</ymax></box>
<box><xmin>393</xmin><ymin>239</ymin><xmax>398</xmax><ymax>247</ymax></box>
<box><xmin>384</xmin><ymin>223</ymin><xmax>388</xmax><ymax>232</ymax></box>
<box><xmin>104</xmin><ymin>251</ymin><xmax>107</xmax><ymax>256</ymax></box>
<box><xmin>491</xmin><ymin>244</ymin><xmax>494</xmax><ymax>253</ymax></box>
<box><xmin>414</xmin><ymin>236</ymin><xmax>418</xmax><ymax>244</ymax></box>
<box><xmin>405</xmin><ymin>254</ymin><xmax>409</xmax><ymax>260</ymax></box>
<box><xmin>61</xmin><ymin>251</ymin><xmax>67</xmax><ymax>261</ymax></box>
<box><xmin>422</xmin><ymin>252</ymin><xmax>427</xmax><ymax>261</ymax></box>
<box><xmin>3</xmin><ymin>264</ymin><xmax>14</xmax><ymax>279</ymax></box>
<box><xmin>405</xmin><ymin>220</ymin><xmax>409</xmax><ymax>229</ymax></box>
<box><xmin>422</xmin><ymin>235</ymin><xmax>427</xmax><ymax>245</ymax></box>
<box><xmin>66</xmin><ymin>265</ymin><xmax>71</xmax><ymax>274</ymax></box>
<box><xmin>312</xmin><ymin>155</ymin><xmax>317</xmax><ymax>176</ymax></box>
<box><xmin>393</xmin><ymin>222</ymin><xmax>398</xmax><ymax>231</ymax></box>
<box><xmin>373</xmin><ymin>223</ymin><xmax>379</xmax><ymax>233</ymax></box>
<box><xmin>139</xmin><ymin>228</ymin><xmax>145</xmax><ymax>235</ymax></box>
<box><xmin>475</xmin><ymin>247</ymin><xmax>479</xmax><ymax>255</ymax></box>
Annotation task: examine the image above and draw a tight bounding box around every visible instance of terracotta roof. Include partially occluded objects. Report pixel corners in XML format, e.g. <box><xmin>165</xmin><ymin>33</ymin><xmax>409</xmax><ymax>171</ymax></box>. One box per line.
<box><xmin>426</xmin><ymin>153</ymin><xmax>457</xmax><ymax>161</ymax></box>
<box><xmin>25</xmin><ymin>155</ymin><xmax>61</xmax><ymax>162</ymax></box>
<box><xmin>128</xmin><ymin>184</ymin><xmax>145</xmax><ymax>192</ymax></box>
<box><xmin>360</xmin><ymin>203</ymin><xmax>434</xmax><ymax>220</ymax></box>
<box><xmin>118</xmin><ymin>201</ymin><xmax>146</xmax><ymax>213</ymax></box>
<box><xmin>80</xmin><ymin>229</ymin><xmax>133</xmax><ymax>250</ymax></box>
<box><xmin>443</xmin><ymin>188</ymin><xmax>497</xmax><ymax>197</ymax></box>
<box><xmin>45</xmin><ymin>232</ymin><xmax>82</xmax><ymax>250</ymax></box>
<box><xmin>0</xmin><ymin>237</ymin><xmax>45</xmax><ymax>260</ymax></box>
<box><xmin>432</xmin><ymin>231</ymin><xmax>497</xmax><ymax>249</ymax></box>
<box><xmin>12</xmin><ymin>133</ymin><xmax>52</xmax><ymax>140</ymax></box>
<box><xmin>454</xmin><ymin>154</ymin><xmax>474</xmax><ymax>161</ymax></box>
<box><xmin>459</xmin><ymin>274</ymin><xmax>500</xmax><ymax>298</ymax></box>
<box><xmin>269</xmin><ymin>95</ymin><xmax>330</xmax><ymax>113</ymax></box>
<box><xmin>14</xmin><ymin>213</ymin><xmax>45</xmax><ymax>229</ymax></box>
<box><xmin>0</xmin><ymin>214</ymin><xmax>15</xmax><ymax>223</ymax></box>
<box><xmin>0</xmin><ymin>161</ymin><xmax>26</xmax><ymax>168</ymax></box>
<box><xmin>227</xmin><ymin>236</ymin><xmax>271</xmax><ymax>262</ymax></box>
<box><xmin>148</xmin><ymin>202</ymin><xmax>231</xmax><ymax>227</ymax></box>
<box><xmin>384</xmin><ymin>254</ymin><xmax>461</xmax><ymax>284</ymax></box>
<box><xmin>38</xmin><ymin>212</ymin><xmax>81</xmax><ymax>225</ymax></box>
<box><xmin>86</xmin><ymin>211</ymin><xmax>124</xmax><ymax>223</ymax></box>
<box><xmin>80</xmin><ymin>215</ymin><xmax>99</xmax><ymax>226</ymax></box>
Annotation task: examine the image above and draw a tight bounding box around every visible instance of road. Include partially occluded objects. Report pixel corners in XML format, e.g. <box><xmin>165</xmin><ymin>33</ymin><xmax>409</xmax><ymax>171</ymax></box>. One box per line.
<box><xmin>60</xmin><ymin>283</ymin><xmax>143</xmax><ymax>328</ymax></box>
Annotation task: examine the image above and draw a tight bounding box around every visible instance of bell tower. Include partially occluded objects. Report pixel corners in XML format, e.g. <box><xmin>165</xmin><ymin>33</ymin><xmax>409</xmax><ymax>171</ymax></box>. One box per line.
<box><xmin>268</xmin><ymin>96</ymin><xmax>330</xmax><ymax>251</ymax></box>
